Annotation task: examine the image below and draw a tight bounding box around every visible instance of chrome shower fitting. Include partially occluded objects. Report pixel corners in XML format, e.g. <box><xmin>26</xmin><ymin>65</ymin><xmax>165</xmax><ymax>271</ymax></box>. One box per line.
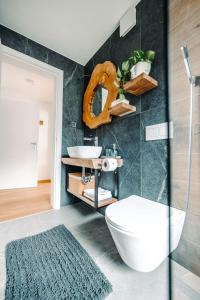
<box><xmin>181</xmin><ymin>46</ymin><xmax>200</xmax><ymax>87</ymax></box>
<box><xmin>191</xmin><ymin>75</ymin><xmax>200</xmax><ymax>87</ymax></box>
<box><xmin>180</xmin><ymin>45</ymin><xmax>200</xmax><ymax>211</ymax></box>
<box><xmin>81</xmin><ymin>167</ymin><xmax>92</xmax><ymax>185</ymax></box>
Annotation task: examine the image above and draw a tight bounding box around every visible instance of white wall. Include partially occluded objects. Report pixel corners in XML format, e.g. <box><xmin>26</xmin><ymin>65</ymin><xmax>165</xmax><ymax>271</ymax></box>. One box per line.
<box><xmin>37</xmin><ymin>102</ymin><xmax>53</xmax><ymax>181</ymax></box>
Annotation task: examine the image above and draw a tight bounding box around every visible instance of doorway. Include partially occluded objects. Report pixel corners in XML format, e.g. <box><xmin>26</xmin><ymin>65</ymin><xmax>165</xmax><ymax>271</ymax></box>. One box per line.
<box><xmin>0</xmin><ymin>46</ymin><xmax>63</xmax><ymax>221</ymax></box>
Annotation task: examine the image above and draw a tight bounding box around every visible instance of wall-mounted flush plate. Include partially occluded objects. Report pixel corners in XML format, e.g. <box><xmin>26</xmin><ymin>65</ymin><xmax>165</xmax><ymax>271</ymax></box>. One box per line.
<box><xmin>145</xmin><ymin>122</ymin><xmax>173</xmax><ymax>141</ymax></box>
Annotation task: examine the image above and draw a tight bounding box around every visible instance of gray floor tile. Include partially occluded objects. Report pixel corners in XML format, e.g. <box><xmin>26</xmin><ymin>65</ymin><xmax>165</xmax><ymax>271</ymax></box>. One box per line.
<box><xmin>0</xmin><ymin>203</ymin><xmax>199</xmax><ymax>300</ymax></box>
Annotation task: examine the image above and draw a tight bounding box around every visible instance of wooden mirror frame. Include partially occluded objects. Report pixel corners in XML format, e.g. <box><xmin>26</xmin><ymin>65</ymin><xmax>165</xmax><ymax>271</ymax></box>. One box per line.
<box><xmin>83</xmin><ymin>61</ymin><xmax>118</xmax><ymax>129</ymax></box>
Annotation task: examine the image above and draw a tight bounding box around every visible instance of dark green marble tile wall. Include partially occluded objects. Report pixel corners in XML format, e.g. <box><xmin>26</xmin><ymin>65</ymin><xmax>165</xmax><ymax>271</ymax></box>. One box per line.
<box><xmin>0</xmin><ymin>25</ymin><xmax>84</xmax><ymax>206</ymax></box>
<box><xmin>0</xmin><ymin>0</ymin><xmax>168</xmax><ymax>207</ymax></box>
<box><xmin>84</xmin><ymin>0</ymin><xmax>169</xmax><ymax>205</ymax></box>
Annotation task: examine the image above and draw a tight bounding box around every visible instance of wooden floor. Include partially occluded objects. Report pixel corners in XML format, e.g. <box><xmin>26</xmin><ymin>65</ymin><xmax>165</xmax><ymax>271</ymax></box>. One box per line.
<box><xmin>0</xmin><ymin>183</ymin><xmax>52</xmax><ymax>222</ymax></box>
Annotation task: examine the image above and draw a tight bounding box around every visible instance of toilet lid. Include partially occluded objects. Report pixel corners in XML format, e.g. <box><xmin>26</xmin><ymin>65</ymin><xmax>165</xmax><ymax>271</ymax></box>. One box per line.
<box><xmin>105</xmin><ymin>195</ymin><xmax>170</xmax><ymax>235</ymax></box>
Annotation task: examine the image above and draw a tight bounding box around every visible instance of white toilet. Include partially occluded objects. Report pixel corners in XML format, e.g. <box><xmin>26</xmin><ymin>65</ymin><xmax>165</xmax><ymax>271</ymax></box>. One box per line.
<box><xmin>105</xmin><ymin>195</ymin><xmax>185</xmax><ymax>272</ymax></box>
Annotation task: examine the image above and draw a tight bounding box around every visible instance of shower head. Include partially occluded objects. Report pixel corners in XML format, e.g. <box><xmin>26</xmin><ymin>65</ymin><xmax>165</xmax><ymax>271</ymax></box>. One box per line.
<box><xmin>181</xmin><ymin>46</ymin><xmax>192</xmax><ymax>81</ymax></box>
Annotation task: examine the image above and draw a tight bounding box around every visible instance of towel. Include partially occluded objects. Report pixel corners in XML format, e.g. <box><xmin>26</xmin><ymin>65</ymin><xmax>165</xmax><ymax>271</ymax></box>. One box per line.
<box><xmin>84</xmin><ymin>188</ymin><xmax>112</xmax><ymax>202</ymax></box>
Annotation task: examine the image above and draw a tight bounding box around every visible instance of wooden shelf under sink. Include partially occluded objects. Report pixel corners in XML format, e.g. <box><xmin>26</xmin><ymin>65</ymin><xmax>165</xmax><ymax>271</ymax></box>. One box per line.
<box><xmin>62</xmin><ymin>157</ymin><xmax>123</xmax><ymax>169</ymax></box>
<box><xmin>109</xmin><ymin>102</ymin><xmax>136</xmax><ymax>117</ymax></box>
<box><xmin>67</xmin><ymin>189</ymin><xmax>117</xmax><ymax>208</ymax></box>
<box><xmin>124</xmin><ymin>73</ymin><xmax>158</xmax><ymax>96</ymax></box>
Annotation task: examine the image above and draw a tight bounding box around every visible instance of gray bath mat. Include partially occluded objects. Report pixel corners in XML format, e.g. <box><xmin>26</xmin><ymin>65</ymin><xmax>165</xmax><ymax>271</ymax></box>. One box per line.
<box><xmin>5</xmin><ymin>225</ymin><xmax>112</xmax><ymax>300</ymax></box>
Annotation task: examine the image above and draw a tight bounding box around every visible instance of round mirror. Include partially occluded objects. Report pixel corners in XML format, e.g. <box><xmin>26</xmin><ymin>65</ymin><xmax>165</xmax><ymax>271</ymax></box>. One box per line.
<box><xmin>92</xmin><ymin>86</ymin><xmax>108</xmax><ymax>117</ymax></box>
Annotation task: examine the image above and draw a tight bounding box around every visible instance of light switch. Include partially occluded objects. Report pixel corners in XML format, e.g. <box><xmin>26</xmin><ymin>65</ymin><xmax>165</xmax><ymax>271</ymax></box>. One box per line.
<box><xmin>145</xmin><ymin>122</ymin><xmax>169</xmax><ymax>141</ymax></box>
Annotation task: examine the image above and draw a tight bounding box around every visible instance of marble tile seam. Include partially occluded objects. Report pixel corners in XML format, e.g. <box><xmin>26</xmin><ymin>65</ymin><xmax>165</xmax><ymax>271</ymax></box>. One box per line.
<box><xmin>150</xmin><ymin>142</ymin><xmax>168</xmax><ymax>172</ymax></box>
<box><xmin>64</xmin><ymin>64</ymin><xmax>78</xmax><ymax>88</ymax></box>
<box><xmin>157</xmin><ymin>174</ymin><xmax>168</xmax><ymax>202</ymax></box>
<box><xmin>119</xmin><ymin>151</ymin><xmax>141</xmax><ymax>189</ymax></box>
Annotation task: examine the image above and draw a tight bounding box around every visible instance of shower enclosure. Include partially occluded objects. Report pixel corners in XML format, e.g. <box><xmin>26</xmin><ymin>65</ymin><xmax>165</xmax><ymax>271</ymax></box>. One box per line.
<box><xmin>169</xmin><ymin>0</ymin><xmax>200</xmax><ymax>279</ymax></box>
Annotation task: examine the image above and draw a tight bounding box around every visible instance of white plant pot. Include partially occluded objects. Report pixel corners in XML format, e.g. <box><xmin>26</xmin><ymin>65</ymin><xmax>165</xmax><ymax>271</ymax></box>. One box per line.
<box><xmin>130</xmin><ymin>61</ymin><xmax>151</xmax><ymax>79</ymax></box>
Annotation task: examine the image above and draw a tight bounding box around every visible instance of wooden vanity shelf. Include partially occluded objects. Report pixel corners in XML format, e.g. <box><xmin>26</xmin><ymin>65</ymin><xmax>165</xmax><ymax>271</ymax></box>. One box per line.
<box><xmin>109</xmin><ymin>102</ymin><xmax>136</xmax><ymax>117</ymax></box>
<box><xmin>62</xmin><ymin>157</ymin><xmax>123</xmax><ymax>169</ymax></box>
<box><xmin>67</xmin><ymin>189</ymin><xmax>117</xmax><ymax>208</ymax></box>
<box><xmin>124</xmin><ymin>73</ymin><xmax>158</xmax><ymax>96</ymax></box>
<box><xmin>62</xmin><ymin>157</ymin><xmax>123</xmax><ymax>209</ymax></box>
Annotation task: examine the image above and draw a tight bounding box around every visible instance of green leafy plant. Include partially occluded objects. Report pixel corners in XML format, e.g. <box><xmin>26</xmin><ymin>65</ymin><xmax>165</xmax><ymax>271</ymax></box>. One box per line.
<box><xmin>129</xmin><ymin>50</ymin><xmax>155</xmax><ymax>67</ymax></box>
<box><xmin>115</xmin><ymin>60</ymin><xmax>130</xmax><ymax>100</ymax></box>
<box><xmin>114</xmin><ymin>49</ymin><xmax>155</xmax><ymax>100</ymax></box>
<box><xmin>145</xmin><ymin>50</ymin><xmax>156</xmax><ymax>63</ymax></box>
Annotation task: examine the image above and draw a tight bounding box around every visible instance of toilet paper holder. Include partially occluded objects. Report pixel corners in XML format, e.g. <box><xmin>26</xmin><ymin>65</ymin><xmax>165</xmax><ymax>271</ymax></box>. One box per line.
<box><xmin>101</xmin><ymin>158</ymin><xmax>118</xmax><ymax>172</ymax></box>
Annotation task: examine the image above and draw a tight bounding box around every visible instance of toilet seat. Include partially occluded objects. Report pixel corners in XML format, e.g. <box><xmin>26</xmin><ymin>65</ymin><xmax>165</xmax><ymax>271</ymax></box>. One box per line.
<box><xmin>105</xmin><ymin>195</ymin><xmax>169</xmax><ymax>236</ymax></box>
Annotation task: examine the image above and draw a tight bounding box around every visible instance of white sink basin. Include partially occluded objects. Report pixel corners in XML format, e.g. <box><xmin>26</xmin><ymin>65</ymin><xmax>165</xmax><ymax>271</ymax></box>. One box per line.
<box><xmin>67</xmin><ymin>146</ymin><xmax>102</xmax><ymax>159</ymax></box>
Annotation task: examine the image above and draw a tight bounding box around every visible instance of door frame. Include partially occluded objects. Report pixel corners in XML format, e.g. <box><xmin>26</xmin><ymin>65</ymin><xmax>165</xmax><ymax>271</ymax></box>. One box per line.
<box><xmin>1</xmin><ymin>45</ymin><xmax>64</xmax><ymax>209</ymax></box>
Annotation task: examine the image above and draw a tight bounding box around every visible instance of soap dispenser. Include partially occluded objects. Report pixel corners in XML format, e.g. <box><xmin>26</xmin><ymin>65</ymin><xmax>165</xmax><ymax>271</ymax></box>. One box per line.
<box><xmin>112</xmin><ymin>143</ymin><xmax>118</xmax><ymax>157</ymax></box>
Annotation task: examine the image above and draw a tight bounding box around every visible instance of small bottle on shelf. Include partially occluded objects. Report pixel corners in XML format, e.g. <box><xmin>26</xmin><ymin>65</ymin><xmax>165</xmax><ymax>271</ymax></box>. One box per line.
<box><xmin>112</xmin><ymin>144</ymin><xmax>118</xmax><ymax>157</ymax></box>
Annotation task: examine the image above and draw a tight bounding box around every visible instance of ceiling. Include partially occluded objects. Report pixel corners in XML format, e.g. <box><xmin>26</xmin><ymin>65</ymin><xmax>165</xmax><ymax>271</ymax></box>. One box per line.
<box><xmin>0</xmin><ymin>55</ymin><xmax>55</xmax><ymax>103</ymax></box>
<box><xmin>0</xmin><ymin>0</ymin><xmax>134</xmax><ymax>65</ymax></box>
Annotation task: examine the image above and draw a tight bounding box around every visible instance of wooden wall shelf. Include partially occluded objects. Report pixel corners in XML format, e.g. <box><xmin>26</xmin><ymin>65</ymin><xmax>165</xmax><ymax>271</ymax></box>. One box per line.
<box><xmin>124</xmin><ymin>73</ymin><xmax>158</xmax><ymax>96</ymax></box>
<box><xmin>62</xmin><ymin>157</ymin><xmax>123</xmax><ymax>169</ymax></box>
<box><xmin>109</xmin><ymin>102</ymin><xmax>136</xmax><ymax>117</ymax></box>
<box><xmin>67</xmin><ymin>189</ymin><xmax>117</xmax><ymax>208</ymax></box>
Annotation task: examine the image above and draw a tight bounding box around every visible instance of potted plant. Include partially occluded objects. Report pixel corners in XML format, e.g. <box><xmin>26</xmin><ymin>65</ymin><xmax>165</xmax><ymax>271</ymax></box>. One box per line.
<box><xmin>113</xmin><ymin>60</ymin><xmax>130</xmax><ymax>105</ymax></box>
<box><xmin>129</xmin><ymin>50</ymin><xmax>155</xmax><ymax>79</ymax></box>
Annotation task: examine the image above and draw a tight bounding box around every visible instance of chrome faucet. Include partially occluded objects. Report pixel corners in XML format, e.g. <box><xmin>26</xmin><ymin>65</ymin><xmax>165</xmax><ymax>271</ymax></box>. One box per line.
<box><xmin>83</xmin><ymin>135</ymin><xmax>98</xmax><ymax>146</ymax></box>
